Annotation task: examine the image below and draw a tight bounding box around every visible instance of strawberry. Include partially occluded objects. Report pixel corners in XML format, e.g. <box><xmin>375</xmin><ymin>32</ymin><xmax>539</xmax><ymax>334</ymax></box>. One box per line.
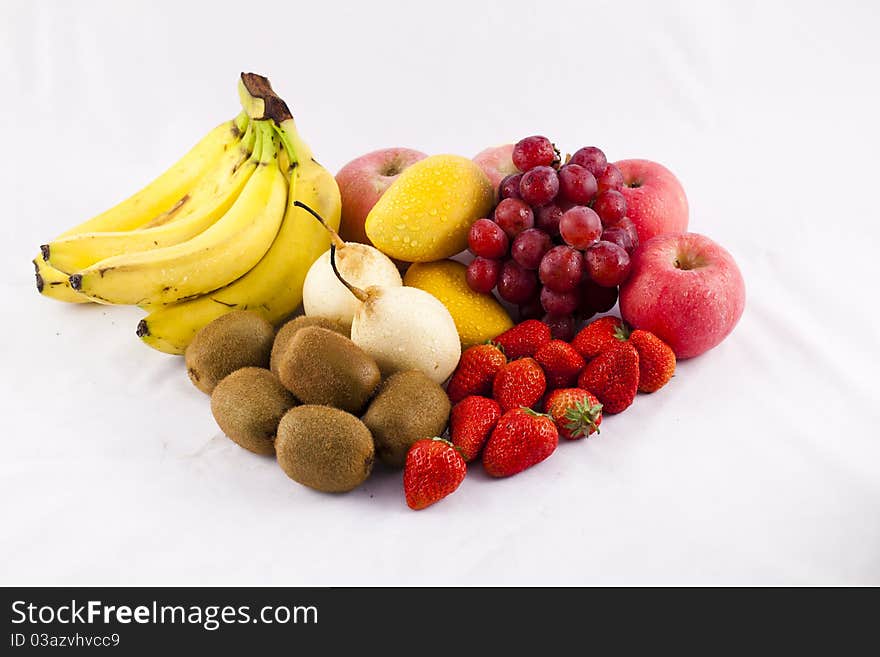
<box><xmin>630</xmin><ymin>329</ymin><xmax>676</xmax><ymax>393</ymax></box>
<box><xmin>494</xmin><ymin>319</ymin><xmax>552</xmax><ymax>360</ymax></box>
<box><xmin>492</xmin><ymin>357</ymin><xmax>546</xmax><ymax>412</ymax></box>
<box><xmin>544</xmin><ymin>388</ymin><xmax>603</xmax><ymax>440</ymax></box>
<box><xmin>534</xmin><ymin>339</ymin><xmax>586</xmax><ymax>389</ymax></box>
<box><xmin>571</xmin><ymin>315</ymin><xmax>627</xmax><ymax>359</ymax></box>
<box><xmin>449</xmin><ymin>396</ymin><xmax>502</xmax><ymax>462</ymax></box>
<box><xmin>577</xmin><ymin>341</ymin><xmax>639</xmax><ymax>414</ymax></box>
<box><xmin>404</xmin><ymin>438</ymin><xmax>467</xmax><ymax>510</ymax></box>
<box><xmin>447</xmin><ymin>343</ymin><xmax>507</xmax><ymax>404</ymax></box>
<box><xmin>482</xmin><ymin>408</ymin><xmax>559</xmax><ymax>477</ymax></box>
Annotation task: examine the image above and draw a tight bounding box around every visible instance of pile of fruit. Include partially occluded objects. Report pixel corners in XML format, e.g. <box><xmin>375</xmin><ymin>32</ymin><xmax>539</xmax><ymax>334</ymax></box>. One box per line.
<box><xmin>34</xmin><ymin>73</ymin><xmax>746</xmax><ymax>511</ymax></box>
<box><xmin>186</xmin><ymin>309</ymin><xmax>452</xmax><ymax>494</ymax></box>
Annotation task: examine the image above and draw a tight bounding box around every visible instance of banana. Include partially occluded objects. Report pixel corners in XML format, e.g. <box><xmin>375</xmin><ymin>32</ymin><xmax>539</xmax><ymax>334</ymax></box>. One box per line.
<box><xmin>138</xmin><ymin>75</ymin><xmax>341</xmax><ymax>354</ymax></box>
<box><xmin>69</xmin><ymin>121</ymin><xmax>287</xmax><ymax>307</ymax></box>
<box><xmin>44</xmin><ymin>121</ymin><xmax>259</xmax><ymax>274</ymax></box>
<box><xmin>34</xmin><ymin>257</ymin><xmax>90</xmax><ymax>303</ymax></box>
<box><xmin>36</xmin><ymin>112</ymin><xmax>248</xmax><ymax>302</ymax></box>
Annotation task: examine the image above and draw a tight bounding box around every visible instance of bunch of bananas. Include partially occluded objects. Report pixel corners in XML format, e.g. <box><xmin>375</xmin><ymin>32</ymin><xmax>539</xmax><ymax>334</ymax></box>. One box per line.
<box><xmin>35</xmin><ymin>73</ymin><xmax>341</xmax><ymax>354</ymax></box>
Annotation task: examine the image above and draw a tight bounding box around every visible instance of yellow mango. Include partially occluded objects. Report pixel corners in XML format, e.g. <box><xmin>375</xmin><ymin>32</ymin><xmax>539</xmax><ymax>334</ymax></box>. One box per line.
<box><xmin>404</xmin><ymin>260</ymin><xmax>513</xmax><ymax>348</ymax></box>
<box><xmin>365</xmin><ymin>155</ymin><xmax>494</xmax><ymax>262</ymax></box>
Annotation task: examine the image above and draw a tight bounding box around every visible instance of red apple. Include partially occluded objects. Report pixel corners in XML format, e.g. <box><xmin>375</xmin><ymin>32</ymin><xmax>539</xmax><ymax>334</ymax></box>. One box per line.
<box><xmin>613</xmin><ymin>159</ymin><xmax>689</xmax><ymax>243</ymax></box>
<box><xmin>619</xmin><ymin>233</ymin><xmax>745</xmax><ymax>359</ymax></box>
<box><xmin>473</xmin><ymin>144</ymin><xmax>517</xmax><ymax>195</ymax></box>
<box><xmin>335</xmin><ymin>148</ymin><xmax>427</xmax><ymax>244</ymax></box>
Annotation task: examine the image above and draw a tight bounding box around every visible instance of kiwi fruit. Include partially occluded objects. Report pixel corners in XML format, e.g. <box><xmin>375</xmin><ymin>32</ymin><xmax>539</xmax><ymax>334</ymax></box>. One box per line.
<box><xmin>276</xmin><ymin>405</ymin><xmax>374</xmax><ymax>493</ymax></box>
<box><xmin>363</xmin><ymin>370</ymin><xmax>451</xmax><ymax>468</ymax></box>
<box><xmin>276</xmin><ymin>326</ymin><xmax>380</xmax><ymax>414</ymax></box>
<box><xmin>210</xmin><ymin>367</ymin><xmax>296</xmax><ymax>455</ymax></box>
<box><xmin>270</xmin><ymin>315</ymin><xmax>346</xmax><ymax>376</ymax></box>
<box><xmin>185</xmin><ymin>311</ymin><xmax>275</xmax><ymax>394</ymax></box>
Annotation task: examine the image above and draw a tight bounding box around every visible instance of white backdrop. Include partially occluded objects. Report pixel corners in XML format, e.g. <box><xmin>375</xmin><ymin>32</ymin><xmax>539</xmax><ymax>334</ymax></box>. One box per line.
<box><xmin>2</xmin><ymin>0</ymin><xmax>879</xmax><ymax>585</ymax></box>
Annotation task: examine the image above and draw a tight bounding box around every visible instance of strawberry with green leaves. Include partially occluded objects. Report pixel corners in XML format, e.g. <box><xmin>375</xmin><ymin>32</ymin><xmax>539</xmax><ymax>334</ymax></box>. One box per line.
<box><xmin>492</xmin><ymin>357</ymin><xmax>546</xmax><ymax>412</ymax></box>
<box><xmin>493</xmin><ymin>319</ymin><xmax>551</xmax><ymax>360</ymax></box>
<box><xmin>544</xmin><ymin>388</ymin><xmax>603</xmax><ymax>440</ymax></box>
<box><xmin>449</xmin><ymin>396</ymin><xmax>502</xmax><ymax>462</ymax></box>
<box><xmin>535</xmin><ymin>339</ymin><xmax>585</xmax><ymax>389</ymax></box>
<box><xmin>573</xmin><ymin>316</ymin><xmax>676</xmax><ymax>395</ymax></box>
<box><xmin>404</xmin><ymin>438</ymin><xmax>467</xmax><ymax>511</ymax></box>
<box><xmin>577</xmin><ymin>341</ymin><xmax>639</xmax><ymax>414</ymax></box>
<box><xmin>447</xmin><ymin>343</ymin><xmax>507</xmax><ymax>404</ymax></box>
<box><xmin>482</xmin><ymin>408</ymin><xmax>559</xmax><ymax>477</ymax></box>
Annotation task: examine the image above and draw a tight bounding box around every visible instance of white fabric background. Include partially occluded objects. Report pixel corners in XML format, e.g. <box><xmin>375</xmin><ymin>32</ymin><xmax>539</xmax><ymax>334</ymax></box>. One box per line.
<box><xmin>2</xmin><ymin>0</ymin><xmax>879</xmax><ymax>585</ymax></box>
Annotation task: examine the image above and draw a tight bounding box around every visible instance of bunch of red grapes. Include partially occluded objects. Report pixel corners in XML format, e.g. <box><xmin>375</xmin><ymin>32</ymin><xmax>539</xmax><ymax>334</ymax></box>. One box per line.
<box><xmin>466</xmin><ymin>136</ymin><xmax>638</xmax><ymax>341</ymax></box>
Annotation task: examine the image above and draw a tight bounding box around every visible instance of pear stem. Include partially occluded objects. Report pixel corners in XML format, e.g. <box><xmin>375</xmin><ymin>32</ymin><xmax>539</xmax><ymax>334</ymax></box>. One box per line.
<box><xmin>294</xmin><ymin>200</ymin><xmax>345</xmax><ymax>249</ymax></box>
<box><xmin>294</xmin><ymin>201</ymin><xmax>369</xmax><ymax>303</ymax></box>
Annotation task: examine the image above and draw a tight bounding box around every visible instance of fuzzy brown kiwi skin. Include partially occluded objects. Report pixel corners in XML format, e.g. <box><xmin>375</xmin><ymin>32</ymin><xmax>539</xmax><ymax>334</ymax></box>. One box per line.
<box><xmin>277</xmin><ymin>326</ymin><xmax>380</xmax><ymax>414</ymax></box>
<box><xmin>269</xmin><ymin>315</ymin><xmax>346</xmax><ymax>376</ymax></box>
<box><xmin>362</xmin><ymin>370</ymin><xmax>451</xmax><ymax>468</ymax></box>
<box><xmin>210</xmin><ymin>367</ymin><xmax>296</xmax><ymax>455</ymax></box>
<box><xmin>185</xmin><ymin>311</ymin><xmax>275</xmax><ymax>394</ymax></box>
<box><xmin>275</xmin><ymin>405</ymin><xmax>374</xmax><ymax>493</ymax></box>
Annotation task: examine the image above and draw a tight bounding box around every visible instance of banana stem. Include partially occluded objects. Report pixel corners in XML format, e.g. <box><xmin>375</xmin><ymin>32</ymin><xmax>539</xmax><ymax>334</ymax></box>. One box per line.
<box><xmin>255</xmin><ymin>122</ymin><xmax>278</xmax><ymax>164</ymax></box>
<box><xmin>233</xmin><ymin>110</ymin><xmax>248</xmax><ymax>136</ymax></box>
<box><xmin>273</xmin><ymin>123</ymin><xmax>300</xmax><ymax>171</ymax></box>
<box><xmin>249</xmin><ymin>122</ymin><xmax>264</xmax><ymax>164</ymax></box>
<box><xmin>239</xmin><ymin>120</ymin><xmax>257</xmax><ymax>156</ymax></box>
<box><xmin>238</xmin><ymin>73</ymin><xmax>292</xmax><ymax>122</ymax></box>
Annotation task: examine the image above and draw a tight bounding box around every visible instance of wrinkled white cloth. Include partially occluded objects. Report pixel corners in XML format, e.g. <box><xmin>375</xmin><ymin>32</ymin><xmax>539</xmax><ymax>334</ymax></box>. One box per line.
<box><xmin>2</xmin><ymin>0</ymin><xmax>878</xmax><ymax>585</ymax></box>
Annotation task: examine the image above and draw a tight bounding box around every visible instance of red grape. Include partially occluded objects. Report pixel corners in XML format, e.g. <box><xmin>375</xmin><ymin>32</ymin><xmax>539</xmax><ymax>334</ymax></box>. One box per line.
<box><xmin>559</xmin><ymin>206</ymin><xmax>602</xmax><ymax>250</ymax></box>
<box><xmin>542</xmin><ymin>314</ymin><xmax>576</xmax><ymax>341</ymax></box>
<box><xmin>466</xmin><ymin>257</ymin><xmax>501</xmax><ymax>293</ymax></box>
<box><xmin>538</xmin><ymin>245</ymin><xmax>583</xmax><ymax>292</ymax></box>
<box><xmin>494</xmin><ymin>198</ymin><xmax>534</xmax><ymax>238</ymax></box>
<box><xmin>601</xmin><ymin>226</ymin><xmax>634</xmax><ymax>254</ymax></box>
<box><xmin>616</xmin><ymin>217</ymin><xmax>640</xmax><ymax>250</ymax></box>
<box><xmin>570</xmin><ymin>147</ymin><xmax>607</xmax><ymax>177</ymax></box>
<box><xmin>498</xmin><ymin>260</ymin><xmax>538</xmax><ymax>304</ymax></box>
<box><xmin>596</xmin><ymin>164</ymin><xmax>624</xmax><ymax>193</ymax></box>
<box><xmin>592</xmin><ymin>189</ymin><xmax>627</xmax><ymax>225</ymax></box>
<box><xmin>468</xmin><ymin>218</ymin><xmax>509</xmax><ymax>258</ymax></box>
<box><xmin>580</xmin><ymin>279</ymin><xmax>618</xmax><ymax>314</ymax></box>
<box><xmin>511</xmin><ymin>228</ymin><xmax>553</xmax><ymax>270</ymax></box>
<box><xmin>557</xmin><ymin>164</ymin><xmax>598</xmax><ymax>204</ymax></box>
<box><xmin>535</xmin><ymin>203</ymin><xmax>565</xmax><ymax>237</ymax></box>
<box><xmin>512</xmin><ymin>136</ymin><xmax>558</xmax><ymax>171</ymax></box>
<box><xmin>519</xmin><ymin>297</ymin><xmax>544</xmax><ymax>321</ymax></box>
<box><xmin>519</xmin><ymin>166</ymin><xmax>559</xmax><ymax>206</ymax></box>
<box><xmin>498</xmin><ymin>173</ymin><xmax>523</xmax><ymax>200</ymax></box>
<box><xmin>585</xmin><ymin>241</ymin><xmax>631</xmax><ymax>287</ymax></box>
<box><xmin>540</xmin><ymin>286</ymin><xmax>579</xmax><ymax>315</ymax></box>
